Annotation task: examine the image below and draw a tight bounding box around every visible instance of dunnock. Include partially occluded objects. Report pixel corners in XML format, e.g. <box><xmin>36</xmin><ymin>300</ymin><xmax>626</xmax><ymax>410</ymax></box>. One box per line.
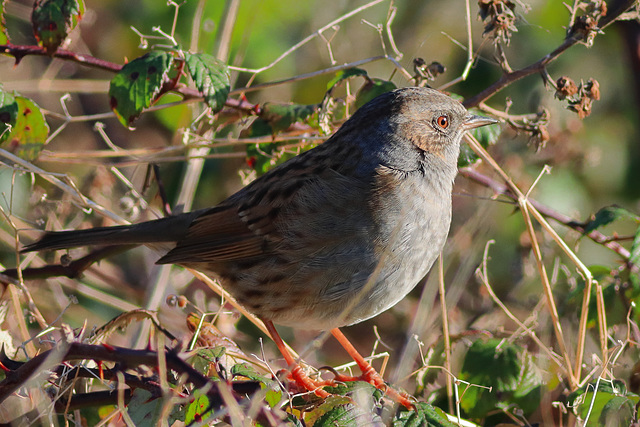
<box><xmin>23</xmin><ymin>87</ymin><xmax>496</xmax><ymax>405</ymax></box>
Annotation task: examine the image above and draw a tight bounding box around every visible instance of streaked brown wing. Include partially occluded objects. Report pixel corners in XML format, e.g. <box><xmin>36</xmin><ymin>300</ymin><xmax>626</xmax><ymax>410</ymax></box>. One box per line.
<box><xmin>156</xmin><ymin>141</ymin><xmax>368</xmax><ymax>267</ymax></box>
<box><xmin>156</xmin><ymin>204</ymin><xmax>267</xmax><ymax>264</ymax></box>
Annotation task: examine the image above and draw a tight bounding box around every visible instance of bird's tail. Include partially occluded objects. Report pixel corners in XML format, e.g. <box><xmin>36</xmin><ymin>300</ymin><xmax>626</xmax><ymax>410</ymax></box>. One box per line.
<box><xmin>21</xmin><ymin>211</ymin><xmax>202</xmax><ymax>253</ymax></box>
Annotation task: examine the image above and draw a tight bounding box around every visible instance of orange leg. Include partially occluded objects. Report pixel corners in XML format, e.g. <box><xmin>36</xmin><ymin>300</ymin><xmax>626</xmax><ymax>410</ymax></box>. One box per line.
<box><xmin>330</xmin><ymin>328</ymin><xmax>414</xmax><ymax>409</ymax></box>
<box><xmin>264</xmin><ymin>320</ymin><xmax>334</xmax><ymax>398</ymax></box>
<box><xmin>265</xmin><ymin>320</ymin><xmax>414</xmax><ymax>408</ymax></box>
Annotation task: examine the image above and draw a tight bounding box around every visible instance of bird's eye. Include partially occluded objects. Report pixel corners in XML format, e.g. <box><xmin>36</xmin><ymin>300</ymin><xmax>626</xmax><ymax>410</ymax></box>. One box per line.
<box><xmin>436</xmin><ymin>115</ymin><xmax>449</xmax><ymax>129</ymax></box>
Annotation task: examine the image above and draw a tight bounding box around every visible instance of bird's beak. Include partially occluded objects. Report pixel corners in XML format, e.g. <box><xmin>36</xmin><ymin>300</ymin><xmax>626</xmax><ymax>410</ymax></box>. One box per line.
<box><xmin>463</xmin><ymin>114</ymin><xmax>498</xmax><ymax>130</ymax></box>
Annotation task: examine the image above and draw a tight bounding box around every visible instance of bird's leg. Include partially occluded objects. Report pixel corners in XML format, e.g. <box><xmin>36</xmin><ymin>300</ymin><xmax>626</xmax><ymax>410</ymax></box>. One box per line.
<box><xmin>264</xmin><ymin>320</ymin><xmax>334</xmax><ymax>398</ymax></box>
<box><xmin>330</xmin><ymin>328</ymin><xmax>414</xmax><ymax>409</ymax></box>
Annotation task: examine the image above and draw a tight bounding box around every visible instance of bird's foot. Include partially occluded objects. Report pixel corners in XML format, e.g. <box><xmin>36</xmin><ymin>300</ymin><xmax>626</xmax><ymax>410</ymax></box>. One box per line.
<box><xmin>284</xmin><ymin>364</ymin><xmax>335</xmax><ymax>398</ymax></box>
<box><xmin>324</xmin><ymin>366</ymin><xmax>414</xmax><ymax>409</ymax></box>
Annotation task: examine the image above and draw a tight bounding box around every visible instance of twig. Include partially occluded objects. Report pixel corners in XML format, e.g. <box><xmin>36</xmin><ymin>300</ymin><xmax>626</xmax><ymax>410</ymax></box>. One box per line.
<box><xmin>462</xmin><ymin>0</ymin><xmax>637</xmax><ymax>108</ymax></box>
<box><xmin>438</xmin><ymin>255</ymin><xmax>454</xmax><ymax>414</ymax></box>
<box><xmin>0</xmin><ymin>44</ymin><xmax>122</xmax><ymax>72</ymax></box>
<box><xmin>235</xmin><ymin>0</ymin><xmax>387</xmax><ymax>75</ymax></box>
<box><xmin>0</xmin><ymin>149</ymin><xmax>126</xmax><ymax>225</ymax></box>
<box><xmin>0</xmin><ymin>342</ymin><xmax>239</xmax><ymax>406</ymax></box>
<box><xmin>459</xmin><ymin>168</ymin><xmax>636</xmax><ymax>270</ymax></box>
<box><xmin>463</xmin><ymin>134</ymin><xmax>580</xmax><ymax>388</ymax></box>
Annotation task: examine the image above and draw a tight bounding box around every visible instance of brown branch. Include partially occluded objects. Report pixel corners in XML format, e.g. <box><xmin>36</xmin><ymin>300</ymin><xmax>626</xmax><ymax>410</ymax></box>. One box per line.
<box><xmin>1</xmin><ymin>355</ymin><xmax>260</xmax><ymax>413</ymax></box>
<box><xmin>463</xmin><ymin>0</ymin><xmax>637</xmax><ymax>108</ymax></box>
<box><xmin>2</xmin><ymin>246</ymin><xmax>135</xmax><ymax>282</ymax></box>
<box><xmin>0</xmin><ymin>44</ymin><xmax>258</xmax><ymax>113</ymax></box>
<box><xmin>0</xmin><ymin>43</ymin><xmax>122</xmax><ymax>72</ymax></box>
<box><xmin>0</xmin><ymin>342</ymin><xmax>226</xmax><ymax>405</ymax></box>
<box><xmin>460</xmin><ymin>167</ymin><xmax>637</xmax><ymax>272</ymax></box>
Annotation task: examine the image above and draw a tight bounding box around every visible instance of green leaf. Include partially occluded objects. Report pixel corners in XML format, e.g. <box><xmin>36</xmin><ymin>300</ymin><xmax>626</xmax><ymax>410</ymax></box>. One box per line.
<box><xmin>583</xmin><ymin>205</ymin><xmax>639</xmax><ymax>234</ymax></box>
<box><xmin>458</xmin><ymin>122</ymin><xmax>501</xmax><ymax>167</ymax></box>
<box><xmin>355</xmin><ymin>78</ymin><xmax>397</xmax><ymax>109</ymax></box>
<box><xmin>323</xmin><ymin>380</ymin><xmax>381</xmax><ymax>398</ymax></box>
<box><xmin>265</xmin><ymin>388</ymin><xmax>282</xmax><ymax>408</ymax></box>
<box><xmin>326</xmin><ymin>67</ymin><xmax>368</xmax><ymax>91</ymax></box>
<box><xmin>1</xmin><ymin>0</ymin><xmax>8</xmax><ymax>44</ymax></box>
<box><xmin>458</xmin><ymin>338</ymin><xmax>542</xmax><ymax>419</ymax></box>
<box><xmin>1</xmin><ymin>96</ymin><xmax>49</xmax><ymax>160</ymax></box>
<box><xmin>197</xmin><ymin>346</ymin><xmax>226</xmax><ymax>362</ymax></box>
<box><xmin>393</xmin><ymin>402</ymin><xmax>457</xmax><ymax>427</ymax></box>
<box><xmin>471</xmin><ymin>121</ymin><xmax>501</xmax><ymax>147</ymax></box>
<box><xmin>190</xmin><ymin>347</ymin><xmax>226</xmax><ymax>377</ymax></box>
<box><xmin>127</xmin><ymin>389</ymin><xmax>164</xmax><ymax>427</ymax></box>
<box><xmin>259</xmin><ymin>102</ymin><xmax>317</xmax><ymax>133</ymax></box>
<box><xmin>184</xmin><ymin>53</ymin><xmax>230</xmax><ymax>113</ymax></box>
<box><xmin>0</xmin><ymin>89</ymin><xmax>18</xmax><ymax>142</ymax></box>
<box><xmin>313</xmin><ymin>403</ymin><xmax>383</xmax><ymax>427</ymax></box>
<box><xmin>31</xmin><ymin>0</ymin><xmax>84</xmax><ymax>54</ymax></box>
<box><xmin>568</xmin><ymin>380</ymin><xmax>640</xmax><ymax>427</ymax></box>
<box><xmin>302</xmin><ymin>384</ymin><xmax>383</xmax><ymax>425</ymax></box>
<box><xmin>185</xmin><ymin>393</ymin><xmax>215</xmax><ymax>425</ymax></box>
<box><xmin>230</xmin><ymin>362</ymin><xmax>271</xmax><ymax>384</ymax></box>
<box><xmin>109</xmin><ymin>51</ymin><xmax>174</xmax><ymax>128</ymax></box>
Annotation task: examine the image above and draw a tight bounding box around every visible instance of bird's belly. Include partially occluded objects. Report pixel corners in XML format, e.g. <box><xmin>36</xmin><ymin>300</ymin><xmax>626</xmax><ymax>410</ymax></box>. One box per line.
<box><xmin>201</xmin><ymin>180</ymin><xmax>453</xmax><ymax>330</ymax></box>
<box><xmin>268</xmin><ymin>196</ymin><xmax>450</xmax><ymax>329</ymax></box>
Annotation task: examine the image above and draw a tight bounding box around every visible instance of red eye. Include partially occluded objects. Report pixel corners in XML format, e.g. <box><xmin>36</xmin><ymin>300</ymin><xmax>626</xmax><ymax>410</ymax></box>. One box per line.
<box><xmin>436</xmin><ymin>115</ymin><xmax>449</xmax><ymax>129</ymax></box>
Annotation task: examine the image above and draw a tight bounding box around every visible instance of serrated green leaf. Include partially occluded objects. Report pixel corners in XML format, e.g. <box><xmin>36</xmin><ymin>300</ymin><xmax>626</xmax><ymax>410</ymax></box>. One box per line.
<box><xmin>190</xmin><ymin>347</ymin><xmax>226</xmax><ymax>377</ymax></box>
<box><xmin>568</xmin><ymin>380</ymin><xmax>640</xmax><ymax>427</ymax></box>
<box><xmin>265</xmin><ymin>388</ymin><xmax>282</xmax><ymax>408</ymax></box>
<box><xmin>583</xmin><ymin>205</ymin><xmax>639</xmax><ymax>234</ymax></box>
<box><xmin>1</xmin><ymin>96</ymin><xmax>49</xmax><ymax>160</ymax></box>
<box><xmin>303</xmin><ymin>395</ymin><xmax>352</xmax><ymax>425</ymax></box>
<box><xmin>323</xmin><ymin>380</ymin><xmax>382</xmax><ymax>399</ymax></box>
<box><xmin>230</xmin><ymin>362</ymin><xmax>271</xmax><ymax>383</ymax></box>
<box><xmin>0</xmin><ymin>89</ymin><xmax>18</xmax><ymax>142</ymax></box>
<box><xmin>31</xmin><ymin>0</ymin><xmax>84</xmax><ymax>54</ymax></box>
<box><xmin>393</xmin><ymin>402</ymin><xmax>457</xmax><ymax>427</ymax></box>
<box><xmin>313</xmin><ymin>403</ymin><xmax>383</xmax><ymax>427</ymax></box>
<box><xmin>1</xmin><ymin>0</ymin><xmax>8</xmax><ymax>44</ymax></box>
<box><xmin>327</xmin><ymin>67</ymin><xmax>368</xmax><ymax>91</ymax></box>
<box><xmin>109</xmin><ymin>51</ymin><xmax>174</xmax><ymax>128</ymax></box>
<box><xmin>185</xmin><ymin>393</ymin><xmax>215</xmax><ymax>425</ymax></box>
<box><xmin>458</xmin><ymin>338</ymin><xmax>542</xmax><ymax>419</ymax></box>
<box><xmin>184</xmin><ymin>53</ymin><xmax>230</xmax><ymax>113</ymax></box>
<box><xmin>197</xmin><ymin>346</ymin><xmax>226</xmax><ymax>362</ymax></box>
<box><xmin>355</xmin><ymin>78</ymin><xmax>397</xmax><ymax>109</ymax></box>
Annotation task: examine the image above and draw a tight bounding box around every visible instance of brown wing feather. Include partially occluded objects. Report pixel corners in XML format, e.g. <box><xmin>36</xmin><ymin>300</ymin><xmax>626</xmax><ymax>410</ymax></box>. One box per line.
<box><xmin>156</xmin><ymin>205</ymin><xmax>266</xmax><ymax>264</ymax></box>
<box><xmin>157</xmin><ymin>141</ymin><xmax>365</xmax><ymax>266</ymax></box>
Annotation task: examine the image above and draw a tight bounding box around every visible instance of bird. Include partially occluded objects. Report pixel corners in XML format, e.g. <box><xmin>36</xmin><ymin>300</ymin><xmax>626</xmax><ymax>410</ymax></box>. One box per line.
<box><xmin>23</xmin><ymin>86</ymin><xmax>497</xmax><ymax>406</ymax></box>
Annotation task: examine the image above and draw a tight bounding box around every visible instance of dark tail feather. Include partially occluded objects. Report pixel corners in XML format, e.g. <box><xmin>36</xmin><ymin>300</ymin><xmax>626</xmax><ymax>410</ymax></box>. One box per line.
<box><xmin>22</xmin><ymin>211</ymin><xmax>202</xmax><ymax>253</ymax></box>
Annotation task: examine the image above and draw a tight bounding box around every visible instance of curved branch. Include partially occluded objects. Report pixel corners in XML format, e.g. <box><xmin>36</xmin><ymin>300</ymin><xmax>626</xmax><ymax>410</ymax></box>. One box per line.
<box><xmin>0</xmin><ymin>44</ymin><xmax>122</xmax><ymax>72</ymax></box>
<box><xmin>463</xmin><ymin>0</ymin><xmax>637</xmax><ymax>108</ymax></box>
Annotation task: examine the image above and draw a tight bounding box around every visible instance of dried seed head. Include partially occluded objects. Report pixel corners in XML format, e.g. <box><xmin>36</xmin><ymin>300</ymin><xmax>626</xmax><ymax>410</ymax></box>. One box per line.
<box><xmin>555</xmin><ymin>76</ymin><xmax>578</xmax><ymax>100</ymax></box>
